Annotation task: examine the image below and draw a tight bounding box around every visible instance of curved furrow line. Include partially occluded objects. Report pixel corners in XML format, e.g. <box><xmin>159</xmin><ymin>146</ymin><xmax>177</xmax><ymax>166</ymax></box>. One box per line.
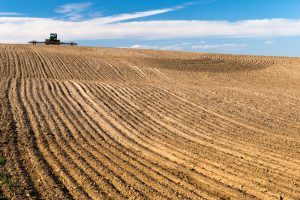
<box><xmin>49</xmin><ymin>53</ymin><xmax>75</xmax><ymax>79</ymax></box>
<box><xmin>20</xmin><ymin>49</ymin><xmax>32</xmax><ymax>78</ymax></box>
<box><xmin>32</xmin><ymin>48</ymin><xmax>53</xmax><ymax>78</ymax></box>
<box><xmin>26</xmin><ymin>78</ymin><xmax>102</xmax><ymax>199</ymax></box>
<box><xmin>196</xmin><ymin>95</ymin><xmax>300</xmax><ymax>136</ymax></box>
<box><xmin>106</xmin><ymin>84</ymin><xmax>300</xmax><ymax>196</ymax></box>
<box><xmin>2</xmin><ymin>45</ymin><xmax>299</xmax><ymax>199</ymax></box>
<box><xmin>129</xmin><ymin>86</ymin><xmax>300</xmax><ymax>177</ymax></box>
<box><xmin>101</xmin><ymin>61</ymin><xmax>121</xmax><ymax>80</ymax></box>
<box><xmin>9</xmin><ymin>78</ymin><xmax>76</xmax><ymax>199</ymax></box>
<box><xmin>112</xmin><ymin>87</ymin><xmax>290</xmax><ymax>198</ymax></box>
<box><xmin>56</xmin><ymin>81</ymin><xmax>212</xmax><ymax>199</ymax></box>
<box><xmin>109</xmin><ymin>62</ymin><xmax>131</xmax><ymax>79</ymax></box>
<box><xmin>29</xmin><ymin>49</ymin><xmax>52</xmax><ymax>78</ymax></box>
<box><xmin>166</xmin><ymin>95</ymin><xmax>300</xmax><ymax>157</ymax></box>
<box><xmin>201</xmin><ymin>89</ymin><xmax>300</xmax><ymax>131</ymax></box>
<box><xmin>90</xmin><ymin>83</ymin><xmax>197</xmax><ymax>162</ymax></box>
<box><xmin>154</xmin><ymin>87</ymin><xmax>300</xmax><ymax>166</ymax></box>
<box><xmin>37</xmin><ymin>50</ymin><xmax>64</xmax><ymax>79</ymax></box>
<box><xmin>195</xmin><ymin>87</ymin><xmax>300</xmax><ymax>130</ymax></box>
<box><xmin>85</xmin><ymin>59</ymin><xmax>107</xmax><ymax>80</ymax></box>
<box><xmin>1</xmin><ymin>78</ymin><xmax>41</xmax><ymax>199</ymax></box>
<box><xmin>70</xmin><ymin>81</ymin><xmax>186</xmax><ymax>164</ymax></box>
<box><xmin>23</xmin><ymin>48</ymin><xmax>45</xmax><ymax>79</ymax></box>
<box><xmin>31</xmin><ymin>79</ymin><xmax>120</xmax><ymax>199</ymax></box>
<box><xmin>54</xmin><ymin>52</ymin><xmax>84</xmax><ymax>80</ymax></box>
<box><xmin>111</xmin><ymin>84</ymin><xmax>297</xmax><ymax>166</ymax></box>
<box><xmin>97</xmin><ymin>62</ymin><xmax>114</xmax><ymax>80</ymax></box>
<box><xmin>67</xmin><ymin>56</ymin><xmax>94</xmax><ymax>80</ymax></box>
<box><xmin>88</xmin><ymin>83</ymin><xmax>272</xmax><ymax>180</ymax></box>
<box><xmin>44</xmin><ymin>50</ymin><xmax>70</xmax><ymax>79</ymax></box>
<box><xmin>89</xmin><ymin>82</ymin><xmax>222</xmax><ymax>158</ymax></box>
<box><xmin>10</xmin><ymin>50</ymin><xmax>24</xmax><ymax>78</ymax></box>
<box><xmin>25</xmin><ymin>78</ymin><xmax>97</xmax><ymax>200</ymax></box>
<box><xmin>86</xmin><ymin>83</ymin><xmax>246</xmax><ymax>182</ymax></box>
<box><xmin>169</xmin><ymin>98</ymin><xmax>300</xmax><ymax>166</ymax></box>
<box><xmin>45</xmin><ymin>80</ymin><xmax>145</xmax><ymax>199</ymax></box>
<box><xmin>216</xmin><ymin>85</ymin><xmax>297</xmax><ymax>105</ymax></box>
<box><xmin>51</xmin><ymin>80</ymin><xmax>202</xmax><ymax>199</ymax></box>
<box><xmin>72</xmin><ymin>82</ymin><xmax>261</xmax><ymax>199</ymax></box>
<box><xmin>88</xmin><ymin>60</ymin><xmax>109</xmax><ymax>80</ymax></box>
<box><xmin>0</xmin><ymin>48</ymin><xmax>10</xmax><ymax>79</ymax></box>
<box><xmin>94</xmin><ymin>83</ymin><xmax>292</xmax><ymax>199</ymax></box>
<box><xmin>2</xmin><ymin>47</ymin><xmax>15</xmax><ymax>77</ymax></box>
<box><xmin>51</xmin><ymin>52</ymin><xmax>76</xmax><ymax>80</ymax></box>
<box><xmin>142</xmin><ymin>93</ymin><xmax>300</xmax><ymax>195</ymax></box>
<box><xmin>20</xmin><ymin>50</ymin><xmax>37</xmax><ymax>78</ymax></box>
<box><xmin>95</xmin><ymin>86</ymin><xmax>198</xmax><ymax>151</ymax></box>
<box><xmin>104</xmin><ymin>61</ymin><xmax>126</xmax><ymax>81</ymax></box>
<box><xmin>133</xmin><ymin>86</ymin><xmax>299</xmax><ymax>155</ymax></box>
<box><xmin>124</xmin><ymin>62</ymin><xmax>149</xmax><ymax>79</ymax></box>
<box><xmin>65</xmin><ymin>81</ymin><xmax>213</xmax><ymax>198</ymax></box>
<box><xmin>4</xmin><ymin>47</ymin><xmax>18</xmax><ymax>78</ymax></box>
<box><xmin>74</xmin><ymin>56</ymin><xmax>107</xmax><ymax>80</ymax></box>
<box><xmin>27</xmin><ymin>50</ymin><xmax>45</xmax><ymax>78</ymax></box>
<box><xmin>50</xmin><ymin>82</ymin><xmax>175</xmax><ymax>200</ymax></box>
<box><xmin>93</xmin><ymin>83</ymin><xmax>257</xmax><ymax>163</ymax></box>
<box><xmin>222</xmin><ymin>86</ymin><xmax>300</xmax><ymax>111</ymax></box>
<box><xmin>38</xmin><ymin>49</ymin><xmax>65</xmax><ymax>79</ymax></box>
<box><xmin>81</xmin><ymin>82</ymin><xmax>209</xmax><ymax>169</ymax></box>
<box><xmin>81</xmin><ymin>57</ymin><xmax>106</xmax><ymax>80</ymax></box>
<box><xmin>97</xmin><ymin>83</ymin><xmax>267</xmax><ymax>164</ymax></box>
<box><xmin>65</xmin><ymin>81</ymin><xmax>228</xmax><ymax>199</ymax></box>
<box><xmin>69</xmin><ymin>56</ymin><xmax>98</xmax><ymax>80</ymax></box>
<box><xmin>46</xmin><ymin>81</ymin><xmax>169</xmax><ymax>200</ymax></box>
<box><xmin>138</xmin><ymin>103</ymin><xmax>300</xmax><ymax>197</ymax></box>
<box><xmin>122</xmin><ymin>62</ymin><xmax>147</xmax><ymax>79</ymax></box>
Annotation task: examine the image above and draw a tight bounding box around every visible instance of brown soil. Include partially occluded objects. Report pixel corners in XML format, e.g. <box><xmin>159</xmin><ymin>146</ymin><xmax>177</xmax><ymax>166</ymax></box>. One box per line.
<box><xmin>0</xmin><ymin>44</ymin><xmax>299</xmax><ymax>200</ymax></box>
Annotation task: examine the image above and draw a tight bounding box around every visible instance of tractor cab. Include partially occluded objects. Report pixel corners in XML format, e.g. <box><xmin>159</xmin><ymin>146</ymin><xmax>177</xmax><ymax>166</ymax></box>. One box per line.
<box><xmin>49</xmin><ymin>33</ymin><xmax>58</xmax><ymax>41</ymax></box>
<box><xmin>45</xmin><ymin>33</ymin><xmax>60</xmax><ymax>45</ymax></box>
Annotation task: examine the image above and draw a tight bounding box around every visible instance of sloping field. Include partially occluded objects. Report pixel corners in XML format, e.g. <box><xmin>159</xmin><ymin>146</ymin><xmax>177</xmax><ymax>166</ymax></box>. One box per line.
<box><xmin>0</xmin><ymin>44</ymin><xmax>299</xmax><ymax>200</ymax></box>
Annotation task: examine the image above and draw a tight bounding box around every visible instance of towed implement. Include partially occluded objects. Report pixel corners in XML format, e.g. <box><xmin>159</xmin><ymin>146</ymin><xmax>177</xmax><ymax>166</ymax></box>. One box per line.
<box><xmin>29</xmin><ymin>33</ymin><xmax>77</xmax><ymax>46</ymax></box>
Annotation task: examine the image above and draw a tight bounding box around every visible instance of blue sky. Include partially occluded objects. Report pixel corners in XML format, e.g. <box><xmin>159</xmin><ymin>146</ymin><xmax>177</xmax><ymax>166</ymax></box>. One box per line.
<box><xmin>1</xmin><ymin>0</ymin><xmax>300</xmax><ymax>56</ymax></box>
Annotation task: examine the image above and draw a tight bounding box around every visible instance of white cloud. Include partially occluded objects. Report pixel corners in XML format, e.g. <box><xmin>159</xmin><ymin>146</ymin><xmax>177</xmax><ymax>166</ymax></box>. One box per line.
<box><xmin>192</xmin><ymin>43</ymin><xmax>247</xmax><ymax>49</ymax></box>
<box><xmin>129</xmin><ymin>44</ymin><xmax>182</xmax><ymax>50</ymax></box>
<box><xmin>127</xmin><ymin>43</ymin><xmax>247</xmax><ymax>51</ymax></box>
<box><xmin>55</xmin><ymin>2</ymin><xmax>92</xmax><ymax>13</ymax></box>
<box><xmin>264</xmin><ymin>40</ymin><xmax>276</xmax><ymax>44</ymax></box>
<box><xmin>131</xmin><ymin>44</ymin><xmax>144</xmax><ymax>48</ymax></box>
<box><xmin>1</xmin><ymin>8</ymin><xmax>300</xmax><ymax>43</ymax></box>
<box><xmin>55</xmin><ymin>2</ymin><xmax>92</xmax><ymax>20</ymax></box>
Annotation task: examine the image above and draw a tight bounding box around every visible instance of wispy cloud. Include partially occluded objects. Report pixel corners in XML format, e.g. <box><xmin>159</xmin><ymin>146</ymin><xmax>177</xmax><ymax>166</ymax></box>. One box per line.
<box><xmin>127</xmin><ymin>42</ymin><xmax>247</xmax><ymax>51</ymax></box>
<box><xmin>128</xmin><ymin>42</ymin><xmax>190</xmax><ymax>50</ymax></box>
<box><xmin>129</xmin><ymin>44</ymin><xmax>159</xmax><ymax>49</ymax></box>
<box><xmin>192</xmin><ymin>43</ymin><xmax>247</xmax><ymax>49</ymax></box>
<box><xmin>54</xmin><ymin>1</ymin><xmax>187</xmax><ymax>22</ymax></box>
<box><xmin>90</xmin><ymin>3</ymin><xmax>191</xmax><ymax>24</ymax></box>
<box><xmin>264</xmin><ymin>40</ymin><xmax>276</xmax><ymax>44</ymax></box>
<box><xmin>55</xmin><ymin>2</ymin><xmax>92</xmax><ymax>20</ymax></box>
<box><xmin>0</xmin><ymin>12</ymin><xmax>23</xmax><ymax>16</ymax></box>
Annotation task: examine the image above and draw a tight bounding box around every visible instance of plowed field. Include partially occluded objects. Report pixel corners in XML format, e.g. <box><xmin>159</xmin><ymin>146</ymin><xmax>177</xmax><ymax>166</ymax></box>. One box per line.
<box><xmin>0</xmin><ymin>44</ymin><xmax>299</xmax><ymax>200</ymax></box>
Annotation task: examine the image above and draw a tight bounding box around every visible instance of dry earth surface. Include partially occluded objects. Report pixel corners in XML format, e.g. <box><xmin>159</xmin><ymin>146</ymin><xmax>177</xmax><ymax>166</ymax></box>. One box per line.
<box><xmin>0</xmin><ymin>44</ymin><xmax>299</xmax><ymax>200</ymax></box>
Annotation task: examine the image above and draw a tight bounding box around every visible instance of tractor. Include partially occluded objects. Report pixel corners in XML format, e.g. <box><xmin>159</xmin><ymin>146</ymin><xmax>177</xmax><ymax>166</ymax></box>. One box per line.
<box><xmin>29</xmin><ymin>33</ymin><xmax>77</xmax><ymax>46</ymax></box>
